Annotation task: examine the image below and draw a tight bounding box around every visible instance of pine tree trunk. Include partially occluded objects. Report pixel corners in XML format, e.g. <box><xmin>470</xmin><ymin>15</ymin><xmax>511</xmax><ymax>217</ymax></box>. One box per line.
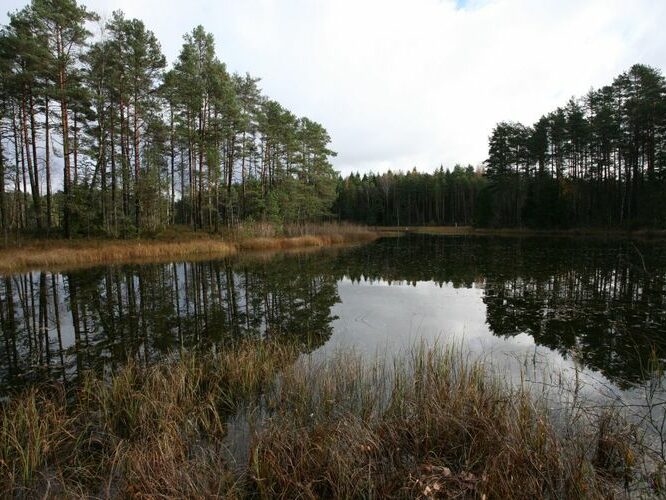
<box><xmin>133</xmin><ymin>92</ymin><xmax>141</xmax><ymax>230</ymax></box>
<box><xmin>198</xmin><ymin>108</ymin><xmax>204</xmax><ymax>229</ymax></box>
<box><xmin>21</xmin><ymin>91</ymin><xmax>41</xmax><ymax>229</ymax></box>
<box><xmin>99</xmin><ymin>105</ymin><xmax>107</xmax><ymax>232</ymax></box>
<box><xmin>11</xmin><ymin>107</ymin><xmax>25</xmax><ymax>230</ymax></box>
<box><xmin>110</xmin><ymin>106</ymin><xmax>117</xmax><ymax>231</ymax></box>
<box><xmin>0</xmin><ymin>122</ymin><xmax>5</xmax><ymax>238</ymax></box>
<box><xmin>169</xmin><ymin>104</ymin><xmax>175</xmax><ymax>225</ymax></box>
<box><xmin>120</xmin><ymin>99</ymin><xmax>129</xmax><ymax>223</ymax></box>
<box><xmin>45</xmin><ymin>95</ymin><xmax>52</xmax><ymax>231</ymax></box>
<box><xmin>28</xmin><ymin>90</ymin><xmax>42</xmax><ymax>229</ymax></box>
<box><xmin>58</xmin><ymin>29</ymin><xmax>72</xmax><ymax>239</ymax></box>
<box><xmin>73</xmin><ymin>110</ymin><xmax>78</xmax><ymax>185</ymax></box>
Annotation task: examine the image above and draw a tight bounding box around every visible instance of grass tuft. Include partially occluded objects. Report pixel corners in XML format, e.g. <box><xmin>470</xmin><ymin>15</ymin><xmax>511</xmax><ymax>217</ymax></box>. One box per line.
<box><xmin>0</xmin><ymin>340</ymin><xmax>297</xmax><ymax>496</ymax></box>
<box><xmin>249</xmin><ymin>347</ymin><xmax>645</xmax><ymax>498</ymax></box>
<box><xmin>0</xmin><ymin>342</ymin><xmax>659</xmax><ymax>497</ymax></box>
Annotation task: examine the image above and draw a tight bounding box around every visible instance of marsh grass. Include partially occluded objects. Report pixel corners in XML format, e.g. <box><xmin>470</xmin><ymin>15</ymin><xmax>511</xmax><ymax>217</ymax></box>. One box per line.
<box><xmin>0</xmin><ymin>239</ymin><xmax>238</xmax><ymax>274</ymax></box>
<box><xmin>252</xmin><ymin>346</ymin><xmax>646</xmax><ymax>498</ymax></box>
<box><xmin>0</xmin><ymin>342</ymin><xmax>658</xmax><ymax>498</ymax></box>
<box><xmin>0</xmin><ymin>223</ymin><xmax>378</xmax><ymax>274</ymax></box>
<box><xmin>0</xmin><ymin>341</ymin><xmax>298</xmax><ymax>497</ymax></box>
<box><xmin>237</xmin><ymin>222</ymin><xmax>378</xmax><ymax>251</ymax></box>
<box><xmin>386</xmin><ymin>225</ymin><xmax>666</xmax><ymax>240</ymax></box>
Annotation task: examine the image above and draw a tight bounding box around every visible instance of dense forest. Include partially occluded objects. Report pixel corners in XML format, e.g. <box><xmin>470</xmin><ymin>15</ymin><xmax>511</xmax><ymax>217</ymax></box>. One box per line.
<box><xmin>336</xmin><ymin>64</ymin><xmax>666</xmax><ymax>229</ymax></box>
<box><xmin>480</xmin><ymin>63</ymin><xmax>666</xmax><ymax>228</ymax></box>
<box><xmin>1</xmin><ymin>0</ymin><xmax>665</xmax><ymax>238</ymax></box>
<box><xmin>0</xmin><ymin>0</ymin><xmax>338</xmax><ymax>238</ymax></box>
<box><xmin>333</xmin><ymin>165</ymin><xmax>485</xmax><ymax>226</ymax></box>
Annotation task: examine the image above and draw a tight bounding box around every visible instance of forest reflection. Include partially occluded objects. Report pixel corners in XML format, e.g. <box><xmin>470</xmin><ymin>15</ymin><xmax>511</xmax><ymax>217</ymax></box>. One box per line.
<box><xmin>0</xmin><ymin>254</ymin><xmax>340</xmax><ymax>392</ymax></box>
<box><xmin>1</xmin><ymin>235</ymin><xmax>665</xmax><ymax>392</ymax></box>
<box><xmin>336</xmin><ymin>236</ymin><xmax>666</xmax><ymax>385</ymax></box>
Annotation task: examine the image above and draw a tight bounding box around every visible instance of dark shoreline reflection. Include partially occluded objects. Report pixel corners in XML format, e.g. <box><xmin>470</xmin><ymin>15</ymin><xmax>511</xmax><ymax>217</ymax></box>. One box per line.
<box><xmin>330</xmin><ymin>236</ymin><xmax>666</xmax><ymax>385</ymax></box>
<box><xmin>1</xmin><ymin>235</ymin><xmax>665</xmax><ymax>392</ymax></box>
<box><xmin>0</xmin><ymin>254</ymin><xmax>340</xmax><ymax>392</ymax></box>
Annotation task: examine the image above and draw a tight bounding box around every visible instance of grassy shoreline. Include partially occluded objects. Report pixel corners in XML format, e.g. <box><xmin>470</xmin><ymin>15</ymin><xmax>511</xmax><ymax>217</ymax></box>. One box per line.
<box><xmin>0</xmin><ymin>341</ymin><xmax>660</xmax><ymax>498</ymax></box>
<box><xmin>378</xmin><ymin>225</ymin><xmax>666</xmax><ymax>239</ymax></box>
<box><xmin>4</xmin><ymin>223</ymin><xmax>658</xmax><ymax>274</ymax></box>
<box><xmin>0</xmin><ymin>223</ymin><xmax>378</xmax><ymax>274</ymax></box>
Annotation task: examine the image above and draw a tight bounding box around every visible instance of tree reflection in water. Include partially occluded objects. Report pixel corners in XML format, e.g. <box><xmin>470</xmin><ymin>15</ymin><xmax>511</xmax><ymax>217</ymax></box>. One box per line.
<box><xmin>0</xmin><ymin>253</ymin><xmax>340</xmax><ymax>392</ymax></box>
<box><xmin>1</xmin><ymin>235</ymin><xmax>665</xmax><ymax>392</ymax></box>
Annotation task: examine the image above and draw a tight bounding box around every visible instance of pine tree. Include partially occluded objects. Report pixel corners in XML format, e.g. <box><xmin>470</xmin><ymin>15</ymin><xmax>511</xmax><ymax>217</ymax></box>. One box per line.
<box><xmin>31</xmin><ymin>0</ymin><xmax>97</xmax><ymax>238</ymax></box>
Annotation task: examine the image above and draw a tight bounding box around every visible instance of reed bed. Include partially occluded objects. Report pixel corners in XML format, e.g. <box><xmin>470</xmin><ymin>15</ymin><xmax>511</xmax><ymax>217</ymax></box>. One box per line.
<box><xmin>387</xmin><ymin>225</ymin><xmax>666</xmax><ymax>239</ymax></box>
<box><xmin>0</xmin><ymin>223</ymin><xmax>378</xmax><ymax>274</ymax></box>
<box><xmin>240</xmin><ymin>233</ymin><xmax>375</xmax><ymax>251</ymax></box>
<box><xmin>1</xmin><ymin>341</ymin><xmax>658</xmax><ymax>498</ymax></box>
<box><xmin>0</xmin><ymin>239</ymin><xmax>237</xmax><ymax>274</ymax></box>
<box><xmin>234</xmin><ymin>221</ymin><xmax>378</xmax><ymax>250</ymax></box>
<box><xmin>0</xmin><ymin>340</ymin><xmax>298</xmax><ymax>497</ymax></box>
<box><xmin>253</xmin><ymin>348</ymin><xmax>648</xmax><ymax>498</ymax></box>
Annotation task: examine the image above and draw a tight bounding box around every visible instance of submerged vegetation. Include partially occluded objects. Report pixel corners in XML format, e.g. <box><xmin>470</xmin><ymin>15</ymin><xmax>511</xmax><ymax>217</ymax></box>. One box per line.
<box><xmin>0</xmin><ymin>340</ymin><xmax>661</xmax><ymax>498</ymax></box>
<box><xmin>0</xmin><ymin>222</ymin><xmax>377</xmax><ymax>273</ymax></box>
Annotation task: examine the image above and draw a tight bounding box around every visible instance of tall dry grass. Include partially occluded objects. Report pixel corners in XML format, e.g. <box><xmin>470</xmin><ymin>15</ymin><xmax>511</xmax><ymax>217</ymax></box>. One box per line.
<box><xmin>236</xmin><ymin>222</ymin><xmax>377</xmax><ymax>251</ymax></box>
<box><xmin>0</xmin><ymin>239</ymin><xmax>237</xmax><ymax>274</ymax></box>
<box><xmin>392</xmin><ymin>225</ymin><xmax>666</xmax><ymax>239</ymax></box>
<box><xmin>250</xmin><ymin>346</ymin><xmax>646</xmax><ymax>498</ymax></box>
<box><xmin>0</xmin><ymin>223</ymin><xmax>378</xmax><ymax>274</ymax></box>
<box><xmin>1</xmin><ymin>341</ymin><xmax>658</xmax><ymax>497</ymax></box>
<box><xmin>0</xmin><ymin>341</ymin><xmax>297</xmax><ymax>497</ymax></box>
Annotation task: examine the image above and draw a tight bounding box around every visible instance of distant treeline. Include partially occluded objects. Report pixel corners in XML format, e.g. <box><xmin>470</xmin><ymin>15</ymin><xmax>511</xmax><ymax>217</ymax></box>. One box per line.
<box><xmin>0</xmin><ymin>1</ymin><xmax>338</xmax><ymax>238</ymax></box>
<box><xmin>333</xmin><ymin>166</ymin><xmax>485</xmax><ymax>226</ymax></box>
<box><xmin>336</xmin><ymin>64</ymin><xmax>666</xmax><ymax>229</ymax></box>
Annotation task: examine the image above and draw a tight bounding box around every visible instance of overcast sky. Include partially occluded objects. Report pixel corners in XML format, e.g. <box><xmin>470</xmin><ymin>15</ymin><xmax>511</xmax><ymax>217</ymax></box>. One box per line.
<box><xmin>3</xmin><ymin>0</ymin><xmax>666</xmax><ymax>175</ymax></box>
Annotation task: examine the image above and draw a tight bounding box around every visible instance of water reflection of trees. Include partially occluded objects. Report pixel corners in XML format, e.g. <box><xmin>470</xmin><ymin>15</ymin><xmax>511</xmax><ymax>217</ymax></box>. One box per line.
<box><xmin>332</xmin><ymin>236</ymin><xmax>666</xmax><ymax>385</ymax></box>
<box><xmin>2</xmin><ymin>236</ymin><xmax>665</xmax><ymax>390</ymax></box>
<box><xmin>0</xmin><ymin>254</ymin><xmax>340</xmax><ymax>392</ymax></box>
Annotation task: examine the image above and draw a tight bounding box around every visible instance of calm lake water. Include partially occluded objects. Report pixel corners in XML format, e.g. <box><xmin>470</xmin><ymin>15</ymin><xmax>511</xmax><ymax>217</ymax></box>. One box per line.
<box><xmin>2</xmin><ymin>234</ymin><xmax>666</xmax><ymax>400</ymax></box>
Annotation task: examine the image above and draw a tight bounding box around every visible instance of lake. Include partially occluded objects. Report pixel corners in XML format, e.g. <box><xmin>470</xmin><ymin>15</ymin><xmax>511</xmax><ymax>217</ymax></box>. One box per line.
<box><xmin>2</xmin><ymin>234</ymin><xmax>666</xmax><ymax>403</ymax></box>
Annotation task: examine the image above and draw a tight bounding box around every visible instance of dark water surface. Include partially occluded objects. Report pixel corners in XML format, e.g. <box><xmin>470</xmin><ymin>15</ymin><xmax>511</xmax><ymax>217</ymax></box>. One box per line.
<box><xmin>1</xmin><ymin>234</ymin><xmax>666</xmax><ymax>396</ymax></box>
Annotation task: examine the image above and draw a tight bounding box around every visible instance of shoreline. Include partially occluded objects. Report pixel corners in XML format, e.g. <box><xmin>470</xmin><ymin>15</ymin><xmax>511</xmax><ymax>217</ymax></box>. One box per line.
<box><xmin>375</xmin><ymin>225</ymin><xmax>666</xmax><ymax>239</ymax></box>
<box><xmin>0</xmin><ymin>226</ymin><xmax>379</xmax><ymax>275</ymax></box>
<box><xmin>2</xmin><ymin>223</ymin><xmax>661</xmax><ymax>274</ymax></box>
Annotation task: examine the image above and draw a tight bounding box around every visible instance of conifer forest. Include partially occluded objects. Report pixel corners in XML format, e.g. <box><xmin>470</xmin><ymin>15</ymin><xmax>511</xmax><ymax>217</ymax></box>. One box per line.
<box><xmin>0</xmin><ymin>1</ymin><xmax>338</xmax><ymax>238</ymax></box>
<box><xmin>336</xmin><ymin>64</ymin><xmax>666</xmax><ymax>229</ymax></box>
<box><xmin>2</xmin><ymin>1</ymin><xmax>665</xmax><ymax>237</ymax></box>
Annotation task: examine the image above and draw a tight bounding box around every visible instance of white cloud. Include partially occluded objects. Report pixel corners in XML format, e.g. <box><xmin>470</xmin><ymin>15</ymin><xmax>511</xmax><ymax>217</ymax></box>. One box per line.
<box><xmin>3</xmin><ymin>0</ymin><xmax>666</xmax><ymax>175</ymax></box>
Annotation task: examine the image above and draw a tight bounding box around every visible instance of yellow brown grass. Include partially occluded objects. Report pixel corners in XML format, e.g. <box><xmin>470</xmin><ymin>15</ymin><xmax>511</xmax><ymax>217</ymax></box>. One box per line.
<box><xmin>240</xmin><ymin>233</ymin><xmax>374</xmax><ymax>251</ymax></box>
<box><xmin>0</xmin><ymin>341</ymin><xmax>656</xmax><ymax>498</ymax></box>
<box><xmin>251</xmin><ymin>347</ymin><xmax>646</xmax><ymax>498</ymax></box>
<box><xmin>0</xmin><ymin>239</ymin><xmax>237</xmax><ymax>274</ymax></box>
<box><xmin>0</xmin><ymin>223</ymin><xmax>378</xmax><ymax>274</ymax></box>
<box><xmin>0</xmin><ymin>340</ymin><xmax>297</xmax><ymax>497</ymax></box>
<box><xmin>379</xmin><ymin>225</ymin><xmax>666</xmax><ymax>239</ymax></box>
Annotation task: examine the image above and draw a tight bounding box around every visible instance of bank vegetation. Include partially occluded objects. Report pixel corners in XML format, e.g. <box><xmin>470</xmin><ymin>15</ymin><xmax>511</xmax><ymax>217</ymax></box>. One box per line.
<box><xmin>1</xmin><ymin>341</ymin><xmax>661</xmax><ymax>498</ymax></box>
<box><xmin>0</xmin><ymin>222</ymin><xmax>377</xmax><ymax>274</ymax></box>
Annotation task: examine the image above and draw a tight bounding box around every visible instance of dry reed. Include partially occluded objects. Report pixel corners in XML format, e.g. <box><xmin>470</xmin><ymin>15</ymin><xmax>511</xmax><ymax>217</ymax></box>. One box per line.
<box><xmin>0</xmin><ymin>340</ymin><xmax>297</xmax><ymax>497</ymax></box>
<box><xmin>385</xmin><ymin>225</ymin><xmax>666</xmax><ymax>239</ymax></box>
<box><xmin>0</xmin><ymin>223</ymin><xmax>378</xmax><ymax>274</ymax></box>
<box><xmin>250</xmin><ymin>346</ymin><xmax>646</xmax><ymax>499</ymax></box>
<box><xmin>0</xmin><ymin>341</ymin><xmax>657</xmax><ymax>498</ymax></box>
